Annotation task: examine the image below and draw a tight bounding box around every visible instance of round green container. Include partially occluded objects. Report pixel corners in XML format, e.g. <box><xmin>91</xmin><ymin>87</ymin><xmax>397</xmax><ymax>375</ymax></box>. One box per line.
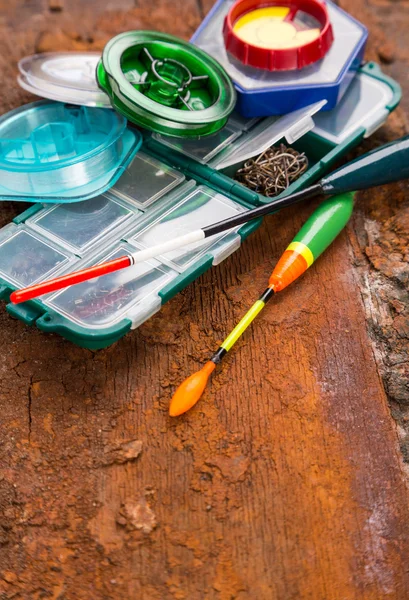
<box><xmin>97</xmin><ymin>31</ymin><xmax>236</xmax><ymax>138</ymax></box>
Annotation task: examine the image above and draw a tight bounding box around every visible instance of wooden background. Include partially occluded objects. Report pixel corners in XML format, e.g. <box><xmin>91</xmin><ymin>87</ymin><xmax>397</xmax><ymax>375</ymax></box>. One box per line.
<box><xmin>1</xmin><ymin>0</ymin><xmax>409</xmax><ymax>598</ymax></box>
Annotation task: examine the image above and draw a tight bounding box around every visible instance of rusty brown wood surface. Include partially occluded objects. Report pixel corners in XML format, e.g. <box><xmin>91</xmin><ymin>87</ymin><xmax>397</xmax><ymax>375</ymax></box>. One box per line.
<box><xmin>1</xmin><ymin>0</ymin><xmax>409</xmax><ymax>598</ymax></box>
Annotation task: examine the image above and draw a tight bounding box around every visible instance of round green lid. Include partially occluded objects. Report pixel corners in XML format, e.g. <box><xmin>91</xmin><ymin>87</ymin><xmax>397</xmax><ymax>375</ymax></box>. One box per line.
<box><xmin>97</xmin><ymin>31</ymin><xmax>236</xmax><ymax>138</ymax></box>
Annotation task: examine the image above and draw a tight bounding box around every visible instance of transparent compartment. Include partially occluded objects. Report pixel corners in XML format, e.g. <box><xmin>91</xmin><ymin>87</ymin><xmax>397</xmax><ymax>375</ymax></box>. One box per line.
<box><xmin>0</xmin><ymin>222</ymin><xmax>17</xmax><ymax>246</ymax></box>
<box><xmin>110</xmin><ymin>151</ymin><xmax>185</xmax><ymax>209</ymax></box>
<box><xmin>211</xmin><ymin>233</ymin><xmax>241</xmax><ymax>265</ymax></box>
<box><xmin>26</xmin><ymin>194</ymin><xmax>140</xmax><ymax>254</ymax></box>
<box><xmin>210</xmin><ymin>100</ymin><xmax>325</xmax><ymax>169</ymax></box>
<box><xmin>153</xmin><ymin>123</ymin><xmax>242</xmax><ymax>164</ymax></box>
<box><xmin>0</xmin><ymin>225</ymin><xmax>75</xmax><ymax>288</ymax></box>
<box><xmin>45</xmin><ymin>242</ymin><xmax>177</xmax><ymax>329</ymax></box>
<box><xmin>217</xmin><ymin>69</ymin><xmax>397</xmax><ymax>184</ymax></box>
<box><xmin>312</xmin><ymin>71</ymin><xmax>394</xmax><ymax>144</ymax></box>
<box><xmin>126</xmin><ymin>185</ymin><xmax>246</xmax><ymax>271</ymax></box>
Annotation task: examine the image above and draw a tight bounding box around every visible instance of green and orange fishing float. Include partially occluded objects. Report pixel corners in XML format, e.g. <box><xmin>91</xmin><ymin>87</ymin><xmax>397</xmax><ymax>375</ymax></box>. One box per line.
<box><xmin>169</xmin><ymin>192</ymin><xmax>354</xmax><ymax>417</ymax></box>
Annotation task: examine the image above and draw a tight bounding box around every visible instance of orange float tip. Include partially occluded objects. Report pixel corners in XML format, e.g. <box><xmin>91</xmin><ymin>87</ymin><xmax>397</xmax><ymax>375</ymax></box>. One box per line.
<box><xmin>169</xmin><ymin>361</ymin><xmax>216</xmax><ymax>417</ymax></box>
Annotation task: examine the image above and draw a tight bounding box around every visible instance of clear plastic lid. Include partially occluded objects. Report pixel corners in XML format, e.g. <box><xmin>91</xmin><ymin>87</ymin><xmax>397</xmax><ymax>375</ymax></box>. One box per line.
<box><xmin>110</xmin><ymin>151</ymin><xmax>185</xmax><ymax>209</ymax></box>
<box><xmin>152</xmin><ymin>100</ymin><xmax>323</xmax><ymax>169</ymax></box>
<box><xmin>18</xmin><ymin>53</ymin><xmax>111</xmax><ymax>108</ymax></box>
<box><xmin>98</xmin><ymin>31</ymin><xmax>237</xmax><ymax>138</ymax></box>
<box><xmin>312</xmin><ymin>70</ymin><xmax>394</xmax><ymax>144</ymax></box>
<box><xmin>26</xmin><ymin>195</ymin><xmax>140</xmax><ymax>254</ymax></box>
<box><xmin>0</xmin><ymin>225</ymin><xmax>74</xmax><ymax>288</ymax></box>
<box><xmin>126</xmin><ymin>184</ymin><xmax>246</xmax><ymax>271</ymax></box>
<box><xmin>193</xmin><ymin>0</ymin><xmax>367</xmax><ymax>91</ymax></box>
<box><xmin>0</xmin><ymin>101</ymin><xmax>142</xmax><ymax>203</ymax></box>
<box><xmin>212</xmin><ymin>99</ymin><xmax>326</xmax><ymax>169</ymax></box>
<box><xmin>46</xmin><ymin>242</ymin><xmax>177</xmax><ymax>329</ymax></box>
<box><xmin>153</xmin><ymin>123</ymin><xmax>242</xmax><ymax>164</ymax></box>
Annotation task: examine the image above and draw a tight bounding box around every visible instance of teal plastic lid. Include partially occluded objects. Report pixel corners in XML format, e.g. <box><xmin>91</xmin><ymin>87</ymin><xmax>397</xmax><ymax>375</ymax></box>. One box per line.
<box><xmin>18</xmin><ymin>52</ymin><xmax>111</xmax><ymax>108</ymax></box>
<box><xmin>0</xmin><ymin>101</ymin><xmax>142</xmax><ymax>203</ymax></box>
<box><xmin>97</xmin><ymin>31</ymin><xmax>237</xmax><ymax>138</ymax></box>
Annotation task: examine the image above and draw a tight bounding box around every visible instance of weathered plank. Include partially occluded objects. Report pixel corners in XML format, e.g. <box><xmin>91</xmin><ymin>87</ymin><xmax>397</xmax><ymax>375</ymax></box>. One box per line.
<box><xmin>0</xmin><ymin>1</ymin><xmax>409</xmax><ymax>599</ymax></box>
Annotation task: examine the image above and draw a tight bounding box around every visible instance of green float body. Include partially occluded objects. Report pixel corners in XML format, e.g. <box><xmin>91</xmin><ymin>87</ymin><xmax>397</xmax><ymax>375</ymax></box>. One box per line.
<box><xmin>269</xmin><ymin>193</ymin><xmax>354</xmax><ymax>293</ymax></box>
<box><xmin>293</xmin><ymin>192</ymin><xmax>354</xmax><ymax>261</ymax></box>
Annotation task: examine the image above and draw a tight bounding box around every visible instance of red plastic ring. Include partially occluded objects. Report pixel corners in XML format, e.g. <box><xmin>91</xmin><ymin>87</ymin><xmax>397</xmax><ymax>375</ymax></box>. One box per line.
<box><xmin>223</xmin><ymin>0</ymin><xmax>334</xmax><ymax>71</ymax></box>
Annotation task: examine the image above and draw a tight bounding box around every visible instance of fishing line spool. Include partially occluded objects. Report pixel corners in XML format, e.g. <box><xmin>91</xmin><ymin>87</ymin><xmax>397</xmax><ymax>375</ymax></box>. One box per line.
<box><xmin>0</xmin><ymin>101</ymin><xmax>142</xmax><ymax>202</ymax></box>
<box><xmin>97</xmin><ymin>31</ymin><xmax>237</xmax><ymax>138</ymax></box>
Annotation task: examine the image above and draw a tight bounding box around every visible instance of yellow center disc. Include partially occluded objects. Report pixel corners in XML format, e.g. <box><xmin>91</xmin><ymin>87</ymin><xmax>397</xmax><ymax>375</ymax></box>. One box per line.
<box><xmin>233</xmin><ymin>6</ymin><xmax>320</xmax><ymax>50</ymax></box>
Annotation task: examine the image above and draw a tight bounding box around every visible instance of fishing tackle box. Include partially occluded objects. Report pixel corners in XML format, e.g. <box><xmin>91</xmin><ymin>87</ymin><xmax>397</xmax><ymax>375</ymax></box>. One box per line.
<box><xmin>0</xmin><ymin>62</ymin><xmax>400</xmax><ymax>349</ymax></box>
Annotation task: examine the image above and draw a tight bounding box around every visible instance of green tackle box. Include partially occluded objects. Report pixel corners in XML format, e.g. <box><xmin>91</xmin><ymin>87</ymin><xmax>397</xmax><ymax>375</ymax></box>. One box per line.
<box><xmin>0</xmin><ymin>63</ymin><xmax>400</xmax><ymax>349</ymax></box>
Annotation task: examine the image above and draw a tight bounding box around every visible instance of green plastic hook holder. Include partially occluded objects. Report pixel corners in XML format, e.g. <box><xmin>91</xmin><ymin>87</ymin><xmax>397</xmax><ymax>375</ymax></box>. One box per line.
<box><xmin>97</xmin><ymin>31</ymin><xmax>237</xmax><ymax>138</ymax></box>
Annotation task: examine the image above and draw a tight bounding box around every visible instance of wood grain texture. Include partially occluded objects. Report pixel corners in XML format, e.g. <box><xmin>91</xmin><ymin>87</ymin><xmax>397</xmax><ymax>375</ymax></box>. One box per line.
<box><xmin>0</xmin><ymin>1</ymin><xmax>409</xmax><ymax>599</ymax></box>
